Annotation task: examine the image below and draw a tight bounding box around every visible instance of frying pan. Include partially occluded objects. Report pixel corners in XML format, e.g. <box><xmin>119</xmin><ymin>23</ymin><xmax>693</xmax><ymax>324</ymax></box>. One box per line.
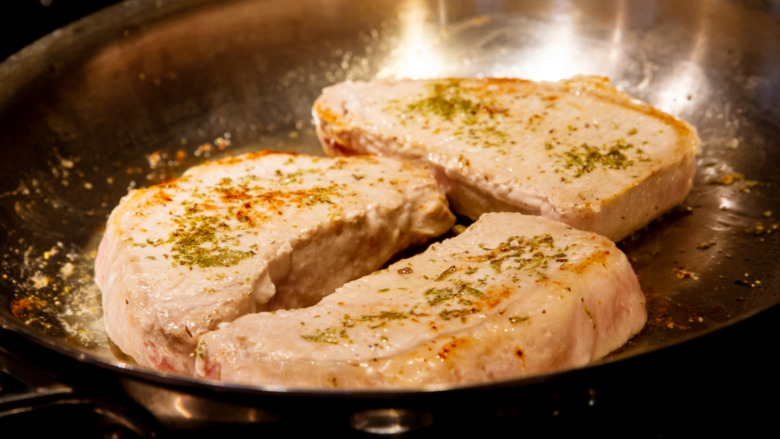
<box><xmin>1</xmin><ymin>0</ymin><xmax>779</xmax><ymax>434</ymax></box>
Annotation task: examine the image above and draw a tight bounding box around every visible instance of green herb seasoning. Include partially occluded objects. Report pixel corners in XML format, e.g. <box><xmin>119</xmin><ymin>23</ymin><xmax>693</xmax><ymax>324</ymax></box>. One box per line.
<box><xmin>143</xmin><ymin>161</ymin><xmax>347</xmax><ymax>272</ymax></box>
<box><xmin>424</xmin><ymin>282</ymin><xmax>484</xmax><ymax>307</ymax></box>
<box><xmin>558</xmin><ymin>139</ymin><xmax>649</xmax><ymax>178</ymax></box>
<box><xmin>474</xmin><ymin>234</ymin><xmax>562</xmax><ymax>274</ymax></box>
<box><xmin>508</xmin><ymin>315</ymin><xmax>530</xmax><ymax>324</ymax></box>
<box><xmin>167</xmin><ymin>215</ymin><xmax>255</xmax><ymax>269</ymax></box>
<box><xmin>301</xmin><ymin>327</ymin><xmax>344</xmax><ymax>344</ymax></box>
<box><xmin>406</xmin><ymin>91</ymin><xmax>481</xmax><ymax>121</ymax></box>
<box><xmin>439</xmin><ymin>307</ymin><xmax>480</xmax><ymax>322</ymax></box>
<box><xmin>392</xmin><ymin>80</ymin><xmax>511</xmax><ymax>148</ymax></box>
<box><xmin>301</xmin><ymin>309</ymin><xmax>429</xmax><ymax>345</ymax></box>
<box><xmin>435</xmin><ymin>265</ymin><xmax>458</xmax><ymax>281</ymax></box>
<box><xmin>298</xmin><ymin>229</ymin><xmax>570</xmax><ymax>345</ymax></box>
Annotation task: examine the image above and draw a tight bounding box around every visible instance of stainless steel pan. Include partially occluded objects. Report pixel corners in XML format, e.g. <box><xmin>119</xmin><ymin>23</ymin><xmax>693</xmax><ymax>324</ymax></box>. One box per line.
<box><xmin>1</xmin><ymin>0</ymin><xmax>779</xmax><ymax>434</ymax></box>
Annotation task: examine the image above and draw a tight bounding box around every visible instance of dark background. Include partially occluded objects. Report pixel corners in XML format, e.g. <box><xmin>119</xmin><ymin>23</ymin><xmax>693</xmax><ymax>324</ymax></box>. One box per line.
<box><xmin>1</xmin><ymin>0</ymin><xmax>123</xmax><ymax>61</ymax></box>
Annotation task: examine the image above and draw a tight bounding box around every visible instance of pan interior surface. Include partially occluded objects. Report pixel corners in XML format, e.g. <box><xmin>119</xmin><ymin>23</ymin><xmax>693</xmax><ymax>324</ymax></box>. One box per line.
<box><xmin>1</xmin><ymin>0</ymin><xmax>779</xmax><ymax>394</ymax></box>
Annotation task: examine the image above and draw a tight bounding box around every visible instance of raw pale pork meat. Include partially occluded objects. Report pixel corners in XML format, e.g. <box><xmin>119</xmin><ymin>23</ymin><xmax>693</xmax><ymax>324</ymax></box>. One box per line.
<box><xmin>313</xmin><ymin>76</ymin><xmax>700</xmax><ymax>241</ymax></box>
<box><xmin>95</xmin><ymin>151</ymin><xmax>455</xmax><ymax>374</ymax></box>
<box><xmin>195</xmin><ymin>212</ymin><xmax>646</xmax><ymax>389</ymax></box>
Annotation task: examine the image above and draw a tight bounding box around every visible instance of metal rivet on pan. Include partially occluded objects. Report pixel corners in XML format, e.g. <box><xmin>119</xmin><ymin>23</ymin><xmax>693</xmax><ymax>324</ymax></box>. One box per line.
<box><xmin>349</xmin><ymin>408</ymin><xmax>433</xmax><ymax>435</ymax></box>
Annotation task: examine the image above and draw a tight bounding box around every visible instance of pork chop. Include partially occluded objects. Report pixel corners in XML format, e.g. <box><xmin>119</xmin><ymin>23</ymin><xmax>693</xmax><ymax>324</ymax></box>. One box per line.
<box><xmin>94</xmin><ymin>150</ymin><xmax>455</xmax><ymax>374</ymax></box>
<box><xmin>195</xmin><ymin>212</ymin><xmax>646</xmax><ymax>389</ymax></box>
<box><xmin>313</xmin><ymin>76</ymin><xmax>700</xmax><ymax>241</ymax></box>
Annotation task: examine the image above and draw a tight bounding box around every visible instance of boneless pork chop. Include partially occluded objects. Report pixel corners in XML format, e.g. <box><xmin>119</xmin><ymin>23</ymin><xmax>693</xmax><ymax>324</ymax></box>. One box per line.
<box><xmin>195</xmin><ymin>212</ymin><xmax>646</xmax><ymax>389</ymax></box>
<box><xmin>95</xmin><ymin>151</ymin><xmax>455</xmax><ymax>374</ymax></box>
<box><xmin>313</xmin><ymin>76</ymin><xmax>700</xmax><ymax>241</ymax></box>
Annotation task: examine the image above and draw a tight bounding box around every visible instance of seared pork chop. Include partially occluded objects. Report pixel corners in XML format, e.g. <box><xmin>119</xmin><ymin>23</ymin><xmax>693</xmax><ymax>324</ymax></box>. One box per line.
<box><xmin>95</xmin><ymin>151</ymin><xmax>455</xmax><ymax>374</ymax></box>
<box><xmin>313</xmin><ymin>76</ymin><xmax>700</xmax><ymax>241</ymax></box>
<box><xmin>195</xmin><ymin>212</ymin><xmax>646</xmax><ymax>389</ymax></box>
